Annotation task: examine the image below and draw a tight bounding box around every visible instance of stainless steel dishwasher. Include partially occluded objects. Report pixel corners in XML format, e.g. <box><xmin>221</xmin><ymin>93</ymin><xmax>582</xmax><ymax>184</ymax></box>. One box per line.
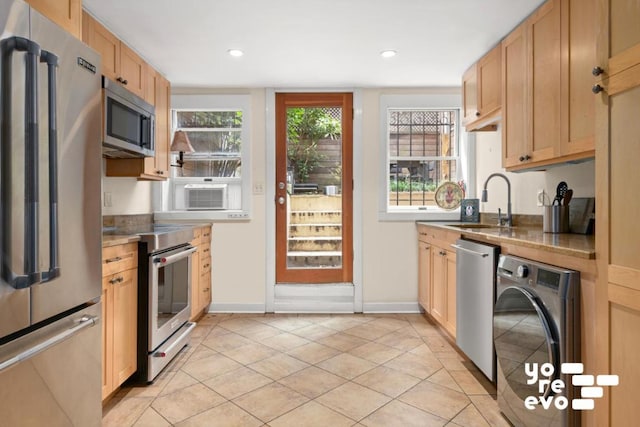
<box><xmin>452</xmin><ymin>238</ymin><xmax>500</xmax><ymax>382</ymax></box>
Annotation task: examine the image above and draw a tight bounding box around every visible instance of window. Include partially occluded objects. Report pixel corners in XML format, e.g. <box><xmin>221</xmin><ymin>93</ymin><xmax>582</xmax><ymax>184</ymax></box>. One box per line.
<box><xmin>167</xmin><ymin>94</ymin><xmax>251</xmax><ymax>218</ymax></box>
<box><xmin>379</xmin><ymin>94</ymin><xmax>472</xmax><ymax>220</ymax></box>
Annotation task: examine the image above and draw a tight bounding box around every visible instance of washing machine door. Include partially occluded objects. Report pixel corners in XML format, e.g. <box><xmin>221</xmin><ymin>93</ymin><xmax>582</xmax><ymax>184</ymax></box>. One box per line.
<box><xmin>494</xmin><ymin>286</ymin><xmax>559</xmax><ymax>402</ymax></box>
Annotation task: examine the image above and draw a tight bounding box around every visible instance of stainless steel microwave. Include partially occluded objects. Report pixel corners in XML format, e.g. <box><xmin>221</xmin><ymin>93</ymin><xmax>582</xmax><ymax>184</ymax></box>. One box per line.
<box><xmin>102</xmin><ymin>76</ymin><xmax>155</xmax><ymax>158</ymax></box>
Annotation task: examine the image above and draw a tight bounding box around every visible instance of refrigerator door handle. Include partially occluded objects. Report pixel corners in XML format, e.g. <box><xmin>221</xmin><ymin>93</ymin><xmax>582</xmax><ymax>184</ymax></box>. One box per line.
<box><xmin>39</xmin><ymin>49</ymin><xmax>60</xmax><ymax>283</ymax></box>
<box><xmin>0</xmin><ymin>36</ymin><xmax>42</xmax><ymax>289</ymax></box>
<box><xmin>0</xmin><ymin>314</ymin><xmax>98</xmax><ymax>373</ymax></box>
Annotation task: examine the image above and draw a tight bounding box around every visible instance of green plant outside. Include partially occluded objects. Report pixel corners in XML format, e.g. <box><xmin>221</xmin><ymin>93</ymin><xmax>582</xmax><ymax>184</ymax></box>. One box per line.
<box><xmin>287</xmin><ymin>108</ymin><xmax>341</xmax><ymax>183</ymax></box>
<box><xmin>389</xmin><ymin>180</ymin><xmax>437</xmax><ymax>192</ymax></box>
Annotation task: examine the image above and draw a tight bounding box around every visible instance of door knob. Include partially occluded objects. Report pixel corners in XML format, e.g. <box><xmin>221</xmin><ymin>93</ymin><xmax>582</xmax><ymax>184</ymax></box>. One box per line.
<box><xmin>278</xmin><ymin>196</ymin><xmax>285</xmax><ymax>205</ymax></box>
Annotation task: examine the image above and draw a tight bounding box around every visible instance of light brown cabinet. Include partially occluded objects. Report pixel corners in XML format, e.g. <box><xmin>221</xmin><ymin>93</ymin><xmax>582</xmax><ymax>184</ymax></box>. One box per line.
<box><xmin>82</xmin><ymin>11</ymin><xmax>146</xmax><ymax>98</ymax></box>
<box><xmin>417</xmin><ymin>225</ymin><xmax>458</xmax><ymax>338</ymax></box>
<box><xmin>101</xmin><ymin>243</ymin><xmax>138</xmax><ymax>401</ymax></box>
<box><xmin>27</xmin><ymin>0</ymin><xmax>81</xmax><ymax>39</ymax></box>
<box><xmin>594</xmin><ymin>1</ymin><xmax>640</xmax><ymax>424</ymax></box>
<box><xmin>83</xmin><ymin>10</ymin><xmax>172</xmax><ymax>181</ymax></box>
<box><xmin>190</xmin><ymin>226</ymin><xmax>212</xmax><ymax>321</ymax></box>
<box><xmin>462</xmin><ymin>43</ymin><xmax>501</xmax><ymax>131</ymax></box>
<box><xmin>502</xmin><ymin>0</ymin><xmax>595</xmax><ymax>170</ymax></box>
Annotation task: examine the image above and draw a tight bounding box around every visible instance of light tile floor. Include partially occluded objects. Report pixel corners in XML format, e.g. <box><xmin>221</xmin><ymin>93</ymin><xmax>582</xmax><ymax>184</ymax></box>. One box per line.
<box><xmin>103</xmin><ymin>313</ymin><xmax>511</xmax><ymax>427</ymax></box>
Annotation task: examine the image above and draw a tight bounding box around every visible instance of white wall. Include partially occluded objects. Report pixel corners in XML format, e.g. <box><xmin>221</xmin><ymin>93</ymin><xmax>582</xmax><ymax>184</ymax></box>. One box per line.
<box><xmin>102</xmin><ymin>163</ymin><xmax>153</xmax><ymax>215</ymax></box>
<box><xmin>474</xmin><ymin>129</ymin><xmax>595</xmax><ymax>215</ymax></box>
<box><xmin>102</xmin><ymin>88</ymin><xmax>595</xmax><ymax>311</ymax></box>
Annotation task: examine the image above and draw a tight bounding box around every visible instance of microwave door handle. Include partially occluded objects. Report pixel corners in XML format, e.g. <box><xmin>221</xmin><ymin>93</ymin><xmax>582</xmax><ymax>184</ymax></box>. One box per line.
<box><xmin>39</xmin><ymin>50</ymin><xmax>60</xmax><ymax>282</ymax></box>
<box><xmin>0</xmin><ymin>37</ymin><xmax>42</xmax><ymax>289</ymax></box>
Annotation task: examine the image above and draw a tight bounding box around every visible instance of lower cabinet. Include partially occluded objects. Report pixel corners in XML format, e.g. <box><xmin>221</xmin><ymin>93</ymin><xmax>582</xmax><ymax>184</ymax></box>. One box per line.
<box><xmin>190</xmin><ymin>226</ymin><xmax>212</xmax><ymax>321</ymax></box>
<box><xmin>417</xmin><ymin>225</ymin><xmax>459</xmax><ymax>338</ymax></box>
<box><xmin>101</xmin><ymin>243</ymin><xmax>138</xmax><ymax>401</ymax></box>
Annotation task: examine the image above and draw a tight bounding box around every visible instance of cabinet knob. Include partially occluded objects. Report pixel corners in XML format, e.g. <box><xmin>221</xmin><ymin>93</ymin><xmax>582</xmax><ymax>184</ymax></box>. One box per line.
<box><xmin>592</xmin><ymin>66</ymin><xmax>604</xmax><ymax>76</ymax></box>
<box><xmin>475</xmin><ymin>111</ymin><xmax>481</xmax><ymax>117</ymax></box>
<box><xmin>116</xmin><ymin>77</ymin><xmax>123</xmax><ymax>83</ymax></box>
<box><xmin>122</xmin><ymin>79</ymin><xmax>128</xmax><ymax>85</ymax></box>
<box><xmin>592</xmin><ymin>84</ymin><xmax>604</xmax><ymax>94</ymax></box>
<box><xmin>519</xmin><ymin>155</ymin><xmax>531</xmax><ymax>162</ymax></box>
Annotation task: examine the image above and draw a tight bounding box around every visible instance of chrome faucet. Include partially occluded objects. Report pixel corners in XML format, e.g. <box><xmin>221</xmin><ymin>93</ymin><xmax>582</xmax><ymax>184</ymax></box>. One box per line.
<box><xmin>481</xmin><ymin>173</ymin><xmax>512</xmax><ymax>227</ymax></box>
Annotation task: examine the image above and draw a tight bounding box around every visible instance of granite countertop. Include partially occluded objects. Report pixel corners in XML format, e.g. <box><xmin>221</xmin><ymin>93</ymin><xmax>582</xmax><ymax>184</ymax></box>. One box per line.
<box><xmin>102</xmin><ymin>234</ymin><xmax>140</xmax><ymax>248</ymax></box>
<box><xmin>416</xmin><ymin>221</ymin><xmax>596</xmax><ymax>259</ymax></box>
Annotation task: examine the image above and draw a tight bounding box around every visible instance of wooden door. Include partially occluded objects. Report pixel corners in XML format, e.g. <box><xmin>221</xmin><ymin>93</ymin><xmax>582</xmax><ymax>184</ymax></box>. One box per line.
<box><xmin>101</xmin><ymin>279</ymin><xmax>113</xmax><ymax>400</ymax></box>
<box><xmin>119</xmin><ymin>43</ymin><xmax>146</xmax><ymax>98</ymax></box>
<box><xmin>462</xmin><ymin>65</ymin><xmax>478</xmax><ymax>125</ymax></box>
<box><xmin>478</xmin><ymin>44</ymin><xmax>502</xmax><ymax>119</ymax></box>
<box><xmin>502</xmin><ymin>23</ymin><xmax>528</xmax><ymax>168</ymax></box>
<box><xmin>560</xmin><ymin>0</ymin><xmax>596</xmax><ymax>156</ymax></box>
<box><xmin>27</xmin><ymin>0</ymin><xmax>81</xmax><ymax>39</ymax></box>
<box><xmin>430</xmin><ymin>247</ymin><xmax>446</xmax><ymax>325</ymax></box>
<box><xmin>528</xmin><ymin>0</ymin><xmax>561</xmax><ymax>163</ymax></box>
<box><xmin>418</xmin><ymin>241</ymin><xmax>431</xmax><ymax>312</ymax></box>
<box><xmin>112</xmin><ymin>269</ymin><xmax>137</xmax><ymax>387</ymax></box>
<box><xmin>444</xmin><ymin>250</ymin><xmax>457</xmax><ymax>337</ymax></box>
<box><xmin>594</xmin><ymin>1</ymin><xmax>640</xmax><ymax>424</ymax></box>
<box><xmin>82</xmin><ymin>11</ymin><xmax>119</xmax><ymax>81</ymax></box>
<box><xmin>275</xmin><ymin>93</ymin><xmax>353</xmax><ymax>284</ymax></box>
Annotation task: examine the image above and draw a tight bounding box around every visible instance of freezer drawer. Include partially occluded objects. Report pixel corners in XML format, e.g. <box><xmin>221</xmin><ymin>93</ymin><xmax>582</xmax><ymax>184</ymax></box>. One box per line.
<box><xmin>0</xmin><ymin>304</ymin><xmax>101</xmax><ymax>426</ymax></box>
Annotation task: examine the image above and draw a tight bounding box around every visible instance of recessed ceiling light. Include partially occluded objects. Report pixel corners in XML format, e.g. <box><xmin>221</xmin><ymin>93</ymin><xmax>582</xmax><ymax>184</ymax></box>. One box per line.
<box><xmin>228</xmin><ymin>49</ymin><xmax>244</xmax><ymax>57</ymax></box>
<box><xmin>380</xmin><ymin>50</ymin><xmax>397</xmax><ymax>58</ymax></box>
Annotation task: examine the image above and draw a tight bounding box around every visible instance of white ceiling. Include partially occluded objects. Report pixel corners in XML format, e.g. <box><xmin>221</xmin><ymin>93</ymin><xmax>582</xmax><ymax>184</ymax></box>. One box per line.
<box><xmin>82</xmin><ymin>0</ymin><xmax>545</xmax><ymax>89</ymax></box>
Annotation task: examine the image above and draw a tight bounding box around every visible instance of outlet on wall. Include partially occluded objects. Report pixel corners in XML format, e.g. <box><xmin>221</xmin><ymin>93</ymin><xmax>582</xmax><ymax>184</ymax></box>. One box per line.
<box><xmin>537</xmin><ymin>189</ymin><xmax>545</xmax><ymax>207</ymax></box>
<box><xmin>104</xmin><ymin>191</ymin><xmax>112</xmax><ymax>208</ymax></box>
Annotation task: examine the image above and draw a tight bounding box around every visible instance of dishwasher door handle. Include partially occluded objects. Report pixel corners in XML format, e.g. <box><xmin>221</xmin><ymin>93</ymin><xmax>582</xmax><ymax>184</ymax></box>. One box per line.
<box><xmin>450</xmin><ymin>244</ymin><xmax>489</xmax><ymax>258</ymax></box>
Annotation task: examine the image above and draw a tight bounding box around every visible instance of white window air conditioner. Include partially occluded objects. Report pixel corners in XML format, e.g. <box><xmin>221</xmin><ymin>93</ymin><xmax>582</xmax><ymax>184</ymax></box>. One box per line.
<box><xmin>184</xmin><ymin>184</ymin><xmax>228</xmax><ymax>210</ymax></box>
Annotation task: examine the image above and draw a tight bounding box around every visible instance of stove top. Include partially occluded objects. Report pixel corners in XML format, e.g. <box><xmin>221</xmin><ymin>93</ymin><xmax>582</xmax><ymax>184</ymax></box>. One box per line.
<box><xmin>106</xmin><ymin>223</ymin><xmax>195</xmax><ymax>253</ymax></box>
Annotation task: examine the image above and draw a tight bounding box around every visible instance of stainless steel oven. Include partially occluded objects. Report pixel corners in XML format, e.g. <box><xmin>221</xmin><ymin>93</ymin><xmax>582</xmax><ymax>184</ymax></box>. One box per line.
<box><xmin>135</xmin><ymin>225</ymin><xmax>196</xmax><ymax>382</ymax></box>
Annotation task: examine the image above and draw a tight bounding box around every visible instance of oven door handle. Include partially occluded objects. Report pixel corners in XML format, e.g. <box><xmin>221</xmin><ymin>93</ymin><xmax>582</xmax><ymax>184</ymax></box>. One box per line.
<box><xmin>152</xmin><ymin>246</ymin><xmax>197</xmax><ymax>267</ymax></box>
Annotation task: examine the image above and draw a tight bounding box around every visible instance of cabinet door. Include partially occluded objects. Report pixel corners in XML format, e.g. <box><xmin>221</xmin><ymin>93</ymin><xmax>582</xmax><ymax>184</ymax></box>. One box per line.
<box><xmin>112</xmin><ymin>269</ymin><xmax>137</xmax><ymax>387</ymax></box>
<box><xmin>154</xmin><ymin>74</ymin><xmax>170</xmax><ymax>177</ymax></box>
<box><xmin>444</xmin><ymin>250</ymin><xmax>457</xmax><ymax>338</ymax></box>
<box><xmin>595</xmin><ymin>2</ymin><xmax>640</xmax><ymax>424</ymax></box>
<box><xmin>101</xmin><ymin>280</ymin><xmax>113</xmax><ymax>400</ymax></box>
<box><xmin>27</xmin><ymin>0</ymin><xmax>81</xmax><ymax>39</ymax></box>
<box><xmin>418</xmin><ymin>242</ymin><xmax>431</xmax><ymax>313</ymax></box>
<box><xmin>528</xmin><ymin>0</ymin><xmax>561</xmax><ymax>163</ymax></box>
<box><xmin>199</xmin><ymin>270</ymin><xmax>212</xmax><ymax>314</ymax></box>
<box><xmin>462</xmin><ymin>65</ymin><xmax>478</xmax><ymax>125</ymax></box>
<box><xmin>478</xmin><ymin>44</ymin><xmax>502</xmax><ymax>119</ymax></box>
<box><xmin>430</xmin><ymin>247</ymin><xmax>447</xmax><ymax>325</ymax></box>
<box><xmin>502</xmin><ymin>23</ymin><xmax>528</xmax><ymax>168</ymax></box>
<box><xmin>119</xmin><ymin>43</ymin><xmax>146</xmax><ymax>99</ymax></box>
<box><xmin>560</xmin><ymin>0</ymin><xmax>596</xmax><ymax>156</ymax></box>
<box><xmin>82</xmin><ymin>11</ymin><xmax>119</xmax><ymax>81</ymax></box>
<box><xmin>189</xmin><ymin>246</ymin><xmax>201</xmax><ymax>321</ymax></box>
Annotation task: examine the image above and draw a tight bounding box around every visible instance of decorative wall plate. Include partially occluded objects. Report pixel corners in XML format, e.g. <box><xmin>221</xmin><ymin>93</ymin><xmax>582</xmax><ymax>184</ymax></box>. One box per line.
<box><xmin>434</xmin><ymin>181</ymin><xmax>464</xmax><ymax>210</ymax></box>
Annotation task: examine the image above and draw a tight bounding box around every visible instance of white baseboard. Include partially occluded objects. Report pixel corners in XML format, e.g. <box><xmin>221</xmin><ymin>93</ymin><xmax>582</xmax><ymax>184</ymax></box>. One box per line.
<box><xmin>207</xmin><ymin>303</ymin><xmax>266</xmax><ymax>313</ymax></box>
<box><xmin>362</xmin><ymin>302</ymin><xmax>422</xmax><ymax>313</ymax></box>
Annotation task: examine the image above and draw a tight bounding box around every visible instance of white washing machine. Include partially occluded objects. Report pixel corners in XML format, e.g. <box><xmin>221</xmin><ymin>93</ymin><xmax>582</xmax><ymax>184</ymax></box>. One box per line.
<box><xmin>494</xmin><ymin>255</ymin><xmax>580</xmax><ymax>426</ymax></box>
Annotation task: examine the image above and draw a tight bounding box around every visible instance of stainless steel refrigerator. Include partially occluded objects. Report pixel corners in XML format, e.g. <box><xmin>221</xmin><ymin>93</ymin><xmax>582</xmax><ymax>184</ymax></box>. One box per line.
<box><xmin>0</xmin><ymin>0</ymin><xmax>102</xmax><ymax>425</ymax></box>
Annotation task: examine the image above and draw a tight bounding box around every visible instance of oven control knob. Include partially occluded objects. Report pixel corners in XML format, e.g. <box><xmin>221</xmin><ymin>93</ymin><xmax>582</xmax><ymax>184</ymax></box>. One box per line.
<box><xmin>517</xmin><ymin>265</ymin><xmax>529</xmax><ymax>278</ymax></box>
<box><xmin>153</xmin><ymin>257</ymin><xmax>167</xmax><ymax>264</ymax></box>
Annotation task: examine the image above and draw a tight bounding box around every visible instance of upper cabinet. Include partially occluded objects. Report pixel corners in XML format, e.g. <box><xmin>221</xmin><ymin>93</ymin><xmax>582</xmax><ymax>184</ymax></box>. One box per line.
<box><xmin>82</xmin><ymin>10</ymin><xmax>171</xmax><ymax>181</ymax></box>
<box><xmin>27</xmin><ymin>0</ymin><xmax>81</xmax><ymax>39</ymax></box>
<box><xmin>462</xmin><ymin>44</ymin><xmax>502</xmax><ymax>131</ymax></box>
<box><xmin>82</xmin><ymin>11</ymin><xmax>146</xmax><ymax>99</ymax></box>
<box><xmin>501</xmin><ymin>0</ymin><xmax>595</xmax><ymax>171</ymax></box>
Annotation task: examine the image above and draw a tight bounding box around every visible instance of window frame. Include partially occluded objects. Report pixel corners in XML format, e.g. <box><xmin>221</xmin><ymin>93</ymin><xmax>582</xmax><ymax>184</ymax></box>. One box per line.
<box><xmin>378</xmin><ymin>94</ymin><xmax>474</xmax><ymax>221</ymax></box>
<box><xmin>161</xmin><ymin>94</ymin><xmax>252</xmax><ymax>220</ymax></box>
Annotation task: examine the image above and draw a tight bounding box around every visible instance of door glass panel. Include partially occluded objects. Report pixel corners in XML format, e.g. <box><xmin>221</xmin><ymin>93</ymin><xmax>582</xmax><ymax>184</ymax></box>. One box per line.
<box><xmin>286</xmin><ymin>107</ymin><xmax>342</xmax><ymax>269</ymax></box>
<box><xmin>494</xmin><ymin>287</ymin><xmax>556</xmax><ymax>400</ymax></box>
